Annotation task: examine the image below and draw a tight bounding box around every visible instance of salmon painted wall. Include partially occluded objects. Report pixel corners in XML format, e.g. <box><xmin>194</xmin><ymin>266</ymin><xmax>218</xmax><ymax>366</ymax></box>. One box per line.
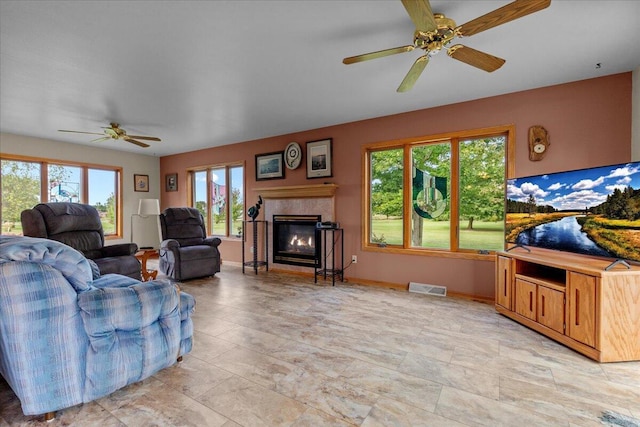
<box><xmin>160</xmin><ymin>73</ymin><xmax>632</xmax><ymax>299</ymax></box>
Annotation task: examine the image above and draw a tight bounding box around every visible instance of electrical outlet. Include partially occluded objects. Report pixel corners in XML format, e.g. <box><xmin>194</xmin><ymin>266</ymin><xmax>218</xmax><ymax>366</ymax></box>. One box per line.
<box><xmin>250</xmin><ymin>246</ymin><xmax>254</xmax><ymax>253</ymax></box>
<box><xmin>351</xmin><ymin>255</ymin><xmax>357</xmax><ymax>264</ymax></box>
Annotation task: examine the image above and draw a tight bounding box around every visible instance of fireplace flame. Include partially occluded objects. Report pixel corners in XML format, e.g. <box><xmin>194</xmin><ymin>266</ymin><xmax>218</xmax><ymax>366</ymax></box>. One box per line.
<box><xmin>289</xmin><ymin>234</ymin><xmax>314</xmax><ymax>248</ymax></box>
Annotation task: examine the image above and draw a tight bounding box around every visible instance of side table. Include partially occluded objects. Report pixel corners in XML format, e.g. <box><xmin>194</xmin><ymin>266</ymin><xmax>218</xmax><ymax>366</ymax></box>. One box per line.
<box><xmin>241</xmin><ymin>220</ymin><xmax>268</xmax><ymax>274</ymax></box>
<box><xmin>135</xmin><ymin>248</ymin><xmax>158</xmax><ymax>281</ymax></box>
<box><xmin>314</xmin><ymin>227</ymin><xmax>344</xmax><ymax>286</ymax></box>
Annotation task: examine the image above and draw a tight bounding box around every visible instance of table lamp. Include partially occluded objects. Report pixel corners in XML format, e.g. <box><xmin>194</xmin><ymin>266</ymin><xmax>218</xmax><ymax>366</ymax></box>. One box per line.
<box><xmin>131</xmin><ymin>199</ymin><xmax>161</xmax><ymax>248</ymax></box>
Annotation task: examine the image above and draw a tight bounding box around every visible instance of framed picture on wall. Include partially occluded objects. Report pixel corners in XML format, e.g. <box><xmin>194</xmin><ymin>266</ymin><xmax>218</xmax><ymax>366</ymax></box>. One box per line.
<box><xmin>256</xmin><ymin>151</ymin><xmax>285</xmax><ymax>180</ymax></box>
<box><xmin>134</xmin><ymin>174</ymin><xmax>149</xmax><ymax>192</ymax></box>
<box><xmin>165</xmin><ymin>173</ymin><xmax>178</xmax><ymax>192</ymax></box>
<box><xmin>306</xmin><ymin>138</ymin><xmax>332</xmax><ymax>179</ymax></box>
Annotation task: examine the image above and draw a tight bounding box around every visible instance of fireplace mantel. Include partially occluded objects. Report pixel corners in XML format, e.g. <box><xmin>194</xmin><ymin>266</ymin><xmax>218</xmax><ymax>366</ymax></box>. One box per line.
<box><xmin>256</xmin><ymin>184</ymin><xmax>337</xmax><ymax>199</ymax></box>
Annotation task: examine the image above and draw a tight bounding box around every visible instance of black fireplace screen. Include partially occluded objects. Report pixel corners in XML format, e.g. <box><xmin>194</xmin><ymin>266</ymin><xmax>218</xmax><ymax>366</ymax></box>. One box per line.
<box><xmin>273</xmin><ymin>214</ymin><xmax>321</xmax><ymax>267</ymax></box>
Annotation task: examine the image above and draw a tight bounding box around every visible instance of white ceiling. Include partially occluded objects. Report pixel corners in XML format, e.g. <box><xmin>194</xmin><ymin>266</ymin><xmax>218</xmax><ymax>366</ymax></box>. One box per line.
<box><xmin>1</xmin><ymin>1</ymin><xmax>639</xmax><ymax>157</ymax></box>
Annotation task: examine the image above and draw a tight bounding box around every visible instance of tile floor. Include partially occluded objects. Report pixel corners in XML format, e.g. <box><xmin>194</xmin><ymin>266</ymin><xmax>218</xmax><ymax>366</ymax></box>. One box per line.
<box><xmin>1</xmin><ymin>265</ymin><xmax>639</xmax><ymax>426</ymax></box>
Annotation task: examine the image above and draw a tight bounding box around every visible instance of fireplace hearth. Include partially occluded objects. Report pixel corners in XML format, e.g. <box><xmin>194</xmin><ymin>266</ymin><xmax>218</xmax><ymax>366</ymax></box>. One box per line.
<box><xmin>273</xmin><ymin>214</ymin><xmax>321</xmax><ymax>267</ymax></box>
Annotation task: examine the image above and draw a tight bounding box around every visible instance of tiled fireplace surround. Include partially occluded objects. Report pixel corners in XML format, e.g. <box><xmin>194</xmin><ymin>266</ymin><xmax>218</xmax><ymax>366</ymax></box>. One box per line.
<box><xmin>260</xmin><ymin>184</ymin><xmax>337</xmax><ymax>274</ymax></box>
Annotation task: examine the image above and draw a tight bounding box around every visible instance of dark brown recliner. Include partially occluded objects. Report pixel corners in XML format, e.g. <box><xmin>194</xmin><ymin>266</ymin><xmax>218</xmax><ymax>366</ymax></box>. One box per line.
<box><xmin>159</xmin><ymin>207</ymin><xmax>221</xmax><ymax>281</ymax></box>
<box><xmin>20</xmin><ymin>202</ymin><xmax>141</xmax><ymax>280</ymax></box>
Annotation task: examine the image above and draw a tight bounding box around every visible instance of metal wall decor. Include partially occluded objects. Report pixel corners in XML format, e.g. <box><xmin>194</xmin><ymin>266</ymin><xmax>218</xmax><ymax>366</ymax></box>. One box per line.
<box><xmin>285</xmin><ymin>142</ymin><xmax>302</xmax><ymax>170</ymax></box>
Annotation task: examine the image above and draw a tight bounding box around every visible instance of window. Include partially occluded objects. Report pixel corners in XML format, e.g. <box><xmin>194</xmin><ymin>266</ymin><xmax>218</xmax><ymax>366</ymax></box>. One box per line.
<box><xmin>88</xmin><ymin>169</ymin><xmax>118</xmax><ymax>235</ymax></box>
<box><xmin>410</xmin><ymin>142</ymin><xmax>451</xmax><ymax>250</ymax></box>
<box><xmin>1</xmin><ymin>158</ymin><xmax>41</xmax><ymax>235</ymax></box>
<box><xmin>49</xmin><ymin>164</ymin><xmax>82</xmax><ymax>203</ymax></box>
<box><xmin>1</xmin><ymin>155</ymin><xmax>122</xmax><ymax>237</ymax></box>
<box><xmin>364</xmin><ymin>126</ymin><xmax>513</xmax><ymax>257</ymax></box>
<box><xmin>189</xmin><ymin>163</ymin><xmax>244</xmax><ymax>237</ymax></box>
<box><xmin>370</xmin><ymin>148</ymin><xmax>403</xmax><ymax>245</ymax></box>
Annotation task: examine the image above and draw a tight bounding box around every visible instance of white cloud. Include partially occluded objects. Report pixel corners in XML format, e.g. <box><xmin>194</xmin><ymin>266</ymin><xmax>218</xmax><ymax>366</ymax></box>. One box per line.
<box><xmin>549</xmin><ymin>189</ymin><xmax>608</xmax><ymax>210</ymax></box>
<box><xmin>507</xmin><ymin>181</ymin><xmax>549</xmax><ymax>202</ymax></box>
<box><xmin>616</xmin><ymin>176</ymin><xmax>632</xmax><ymax>185</ymax></box>
<box><xmin>572</xmin><ymin>176</ymin><xmax>605</xmax><ymax>190</ymax></box>
<box><xmin>548</xmin><ymin>182</ymin><xmax>565</xmax><ymax>191</ymax></box>
<box><xmin>520</xmin><ymin>182</ymin><xmax>549</xmax><ymax>198</ymax></box>
<box><xmin>506</xmin><ymin>183</ymin><xmax>525</xmax><ymax>199</ymax></box>
<box><xmin>606</xmin><ymin>164</ymin><xmax>640</xmax><ymax>178</ymax></box>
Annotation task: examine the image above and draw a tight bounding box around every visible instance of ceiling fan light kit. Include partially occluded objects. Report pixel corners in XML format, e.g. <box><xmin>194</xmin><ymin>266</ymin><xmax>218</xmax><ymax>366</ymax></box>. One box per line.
<box><xmin>343</xmin><ymin>0</ymin><xmax>551</xmax><ymax>92</ymax></box>
<box><xmin>58</xmin><ymin>122</ymin><xmax>161</xmax><ymax>148</ymax></box>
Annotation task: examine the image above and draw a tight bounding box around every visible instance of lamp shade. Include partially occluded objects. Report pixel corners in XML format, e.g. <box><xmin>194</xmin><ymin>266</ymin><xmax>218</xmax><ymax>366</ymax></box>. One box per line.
<box><xmin>138</xmin><ymin>199</ymin><xmax>160</xmax><ymax>216</ymax></box>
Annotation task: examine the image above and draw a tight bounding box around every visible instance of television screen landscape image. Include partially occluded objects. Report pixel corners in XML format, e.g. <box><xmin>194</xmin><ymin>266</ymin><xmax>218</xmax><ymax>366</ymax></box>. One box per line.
<box><xmin>506</xmin><ymin>161</ymin><xmax>640</xmax><ymax>263</ymax></box>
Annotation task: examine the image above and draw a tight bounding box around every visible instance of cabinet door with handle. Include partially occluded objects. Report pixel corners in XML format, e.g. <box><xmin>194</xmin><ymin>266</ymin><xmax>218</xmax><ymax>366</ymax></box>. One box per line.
<box><xmin>537</xmin><ymin>285</ymin><xmax>565</xmax><ymax>334</ymax></box>
<box><xmin>567</xmin><ymin>272</ymin><xmax>596</xmax><ymax>347</ymax></box>
<box><xmin>515</xmin><ymin>278</ymin><xmax>537</xmax><ymax>321</ymax></box>
<box><xmin>496</xmin><ymin>256</ymin><xmax>513</xmax><ymax>310</ymax></box>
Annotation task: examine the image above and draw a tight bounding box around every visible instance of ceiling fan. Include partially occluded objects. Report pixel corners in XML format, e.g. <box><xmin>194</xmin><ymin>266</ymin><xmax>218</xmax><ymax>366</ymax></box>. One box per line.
<box><xmin>58</xmin><ymin>122</ymin><xmax>161</xmax><ymax>148</ymax></box>
<box><xmin>343</xmin><ymin>0</ymin><xmax>551</xmax><ymax>92</ymax></box>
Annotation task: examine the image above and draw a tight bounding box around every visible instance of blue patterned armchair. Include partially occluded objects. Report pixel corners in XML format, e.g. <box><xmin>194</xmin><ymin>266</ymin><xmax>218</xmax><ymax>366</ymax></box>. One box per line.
<box><xmin>0</xmin><ymin>235</ymin><xmax>195</xmax><ymax>420</ymax></box>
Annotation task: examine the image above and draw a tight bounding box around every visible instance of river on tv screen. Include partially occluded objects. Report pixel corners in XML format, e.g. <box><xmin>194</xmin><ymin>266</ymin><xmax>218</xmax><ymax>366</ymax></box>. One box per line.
<box><xmin>505</xmin><ymin>162</ymin><xmax>640</xmax><ymax>263</ymax></box>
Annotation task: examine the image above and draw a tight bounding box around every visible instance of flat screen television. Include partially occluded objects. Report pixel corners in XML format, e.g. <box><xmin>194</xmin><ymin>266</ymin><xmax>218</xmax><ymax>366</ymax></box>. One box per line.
<box><xmin>505</xmin><ymin>161</ymin><xmax>640</xmax><ymax>263</ymax></box>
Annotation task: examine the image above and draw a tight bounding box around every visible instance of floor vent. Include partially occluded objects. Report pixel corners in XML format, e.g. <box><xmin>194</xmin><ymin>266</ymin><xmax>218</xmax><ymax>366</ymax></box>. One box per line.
<box><xmin>408</xmin><ymin>282</ymin><xmax>447</xmax><ymax>297</ymax></box>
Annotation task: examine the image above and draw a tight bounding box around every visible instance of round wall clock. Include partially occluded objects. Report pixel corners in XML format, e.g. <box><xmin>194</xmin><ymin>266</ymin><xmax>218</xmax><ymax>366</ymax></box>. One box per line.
<box><xmin>285</xmin><ymin>142</ymin><xmax>302</xmax><ymax>169</ymax></box>
<box><xmin>533</xmin><ymin>143</ymin><xmax>546</xmax><ymax>154</ymax></box>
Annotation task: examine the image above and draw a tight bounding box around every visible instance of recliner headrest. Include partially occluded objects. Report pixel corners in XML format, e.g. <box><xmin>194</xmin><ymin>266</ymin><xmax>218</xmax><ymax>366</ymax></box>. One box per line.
<box><xmin>35</xmin><ymin>203</ymin><xmax>102</xmax><ymax>235</ymax></box>
<box><xmin>164</xmin><ymin>207</ymin><xmax>201</xmax><ymax>223</ymax></box>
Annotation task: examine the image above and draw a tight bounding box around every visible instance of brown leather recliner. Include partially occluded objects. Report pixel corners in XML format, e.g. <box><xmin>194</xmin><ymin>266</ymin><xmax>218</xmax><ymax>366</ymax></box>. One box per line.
<box><xmin>159</xmin><ymin>207</ymin><xmax>221</xmax><ymax>280</ymax></box>
<box><xmin>20</xmin><ymin>202</ymin><xmax>141</xmax><ymax>280</ymax></box>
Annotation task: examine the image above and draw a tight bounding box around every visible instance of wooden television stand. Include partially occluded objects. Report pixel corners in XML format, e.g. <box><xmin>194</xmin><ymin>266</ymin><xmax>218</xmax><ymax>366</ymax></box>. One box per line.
<box><xmin>496</xmin><ymin>247</ymin><xmax>640</xmax><ymax>362</ymax></box>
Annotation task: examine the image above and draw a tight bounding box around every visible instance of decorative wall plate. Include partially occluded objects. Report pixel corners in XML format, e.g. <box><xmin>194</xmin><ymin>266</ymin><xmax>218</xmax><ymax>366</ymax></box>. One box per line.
<box><xmin>285</xmin><ymin>142</ymin><xmax>302</xmax><ymax>169</ymax></box>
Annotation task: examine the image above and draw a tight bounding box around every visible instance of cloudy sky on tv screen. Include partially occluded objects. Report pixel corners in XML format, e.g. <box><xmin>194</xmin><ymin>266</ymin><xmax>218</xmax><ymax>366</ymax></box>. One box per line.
<box><xmin>507</xmin><ymin>162</ymin><xmax>640</xmax><ymax>211</ymax></box>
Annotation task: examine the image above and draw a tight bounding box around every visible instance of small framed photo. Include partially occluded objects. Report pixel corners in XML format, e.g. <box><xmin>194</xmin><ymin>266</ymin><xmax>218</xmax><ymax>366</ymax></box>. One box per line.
<box><xmin>256</xmin><ymin>151</ymin><xmax>285</xmax><ymax>181</ymax></box>
<box><xmin>306</xmin><ymin>138</ymin><xmax>332</xmax><ymax>179</ymax></box>
<box><xmin>134</xmin><ymin>174</ymin><xmax>149</xmax><ymax>192</ymax></box>
<box><xmin>165</xmin><ymin>173</ymin><xmax>178</xmax><ymax>192</ymax></box>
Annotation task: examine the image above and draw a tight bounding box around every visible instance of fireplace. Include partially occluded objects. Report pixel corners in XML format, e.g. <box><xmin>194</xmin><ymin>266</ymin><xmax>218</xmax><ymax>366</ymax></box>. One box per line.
<box><xmin>273</xmin><ymin>214</ymin><xmax>321</xmax><ymax>267</ymax></box>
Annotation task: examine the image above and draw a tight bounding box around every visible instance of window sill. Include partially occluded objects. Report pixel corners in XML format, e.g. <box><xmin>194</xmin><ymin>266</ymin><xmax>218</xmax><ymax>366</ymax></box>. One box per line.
<box><xmin>363</xmin><ymin>245</ymin><xmax>496</xmax><ymax>261</ymax></box>
<box><xmin>211</xmin><ymin>235</ymin><xmax>243</xmax><ymax>242</ymax></box>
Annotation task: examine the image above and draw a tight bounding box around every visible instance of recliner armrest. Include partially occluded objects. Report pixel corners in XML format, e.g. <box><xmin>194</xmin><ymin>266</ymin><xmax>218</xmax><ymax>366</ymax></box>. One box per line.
<box><xmin>101</xmin><ymin>242</ymin><xmax>139</xmax><ymax>257</ymax></box>
<box><xmin>78</xmin><ymin>277</ymin><xmax>182</xmax><ymax>398</ymax></box>
<box><xmin>161</xmin><ymin>239</ymin><xmax>180</xmax><ymax>250</ymax></box>
<box><xmin>203</xmin><ymin>236</ymin><xmax>222</xmax><ymax>248</ymax></box>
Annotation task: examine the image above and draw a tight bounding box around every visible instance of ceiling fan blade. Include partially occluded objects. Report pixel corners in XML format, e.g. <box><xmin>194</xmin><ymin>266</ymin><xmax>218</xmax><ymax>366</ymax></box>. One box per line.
<box><xmin>447</xmin><ymin>44</ymin><xmax>505</xmax><ymax>72</ymax></box>
<box><xmin>58</xmin><ymin>130</ymin><xmax>105</xmax><ymax>136</ymax></box>
<box><xmin>90</xmin><ymin>137</ymin><xmax>111</xmax><ymax>143</ymax></box>
<box><xmin>126</xmin><ymin>135</ymin><xmax>161</xmax><ymax>141</ymax></box>
<box><xmin>343</xmin><ymin>45</ymin><xmax>415</xmax><ymax>65</ymax></box>
<box><xmin>124</xmin><ymin>137</ymin><xmax>150</xmax><ymax>148</ymax></box>
<box><xmin>397</xmin><ymin>55</ymin><xmax>429</xmax><ymax>93</ymax></box>
<box><xmin>400</xmin><ymin>0</ymin><xmax>437</xmax><ymax>32</ymax></box>
<box><xmin>457</xmin><ymin>0</ymin><xmax>551</xmax><ymax>37</ymax></box>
